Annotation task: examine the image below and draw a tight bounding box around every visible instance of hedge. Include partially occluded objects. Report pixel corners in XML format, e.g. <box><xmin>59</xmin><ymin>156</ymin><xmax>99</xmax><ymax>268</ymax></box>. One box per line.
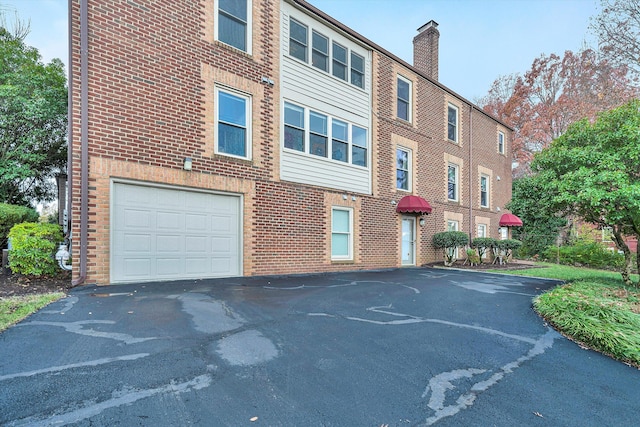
<box><xmin>8</xmin><ymin>222</ymin><xmax>63</xmax><ymax>276</ymax></box>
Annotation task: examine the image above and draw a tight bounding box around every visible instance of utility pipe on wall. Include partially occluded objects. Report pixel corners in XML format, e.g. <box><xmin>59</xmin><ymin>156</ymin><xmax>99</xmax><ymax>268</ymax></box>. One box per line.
<box><xmin>468</xmin><ymin>105</ymin><xmax>474</xmax><ymax>244</ymax></box>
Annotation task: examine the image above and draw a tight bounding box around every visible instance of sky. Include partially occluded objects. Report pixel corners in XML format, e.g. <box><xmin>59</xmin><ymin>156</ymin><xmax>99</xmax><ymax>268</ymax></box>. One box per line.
<box><xmin>3</xmin><ymin>0</ymin><xmax>601</xmax><ymax>102</ymax></box>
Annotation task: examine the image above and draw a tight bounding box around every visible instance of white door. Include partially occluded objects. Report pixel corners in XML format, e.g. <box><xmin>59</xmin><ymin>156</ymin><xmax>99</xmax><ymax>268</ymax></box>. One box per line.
<box><xmin>401</xmin><ymin>217</ymin><xmax>415</xmax><ymax>266</ymax></box>
<box><xmin>111</xmin><ymin>183</ymin><xmax>241</xmax><ymax>283</ymax></box>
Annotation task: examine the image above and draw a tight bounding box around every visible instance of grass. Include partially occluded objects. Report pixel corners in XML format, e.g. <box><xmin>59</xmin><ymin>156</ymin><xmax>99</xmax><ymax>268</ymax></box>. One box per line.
<box><xmin>0</xmin><ymin>293</ymin><xmax>65</xmax><ymax>332</ymax></box>
<box><xmin>493</xmin><ymin>262</ymin><xmax>640</xmax><ymax>367</ymax></box>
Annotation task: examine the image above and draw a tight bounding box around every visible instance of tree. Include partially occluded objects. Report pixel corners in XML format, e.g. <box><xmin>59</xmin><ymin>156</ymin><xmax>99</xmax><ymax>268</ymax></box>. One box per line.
<box><xmin>479</xmin><ymin>49</ymin><xmax>637</xmax><ymax>169</ymax></box>
<box><xmin>0</xmin><ymin>26</ymin><xmax>67</xmax><ymax>206</ymax></box>
<box><xmin>592</xmin><ymin>0</ymin><xmax>640</xmax><ymax>83</ymax></box>
<box><xmin>506</xmin><ymin>176</ymin><xmax>567</xmax><ymax>257</ymax></box>
<box><xmin>531</xmin><ymin>100</ymin><xmax>640</xmax><ymax>286</ymax></box>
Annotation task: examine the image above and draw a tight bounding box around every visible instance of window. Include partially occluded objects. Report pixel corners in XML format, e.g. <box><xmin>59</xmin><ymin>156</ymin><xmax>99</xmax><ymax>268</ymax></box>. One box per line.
<box><xmin>284</xmin><ymin>102</ymin><xmax>304</xmax><ymax>152</ymax></box>
<box><xmin>332</xmin><ymin>207</ymin><xmax>353</xmax><ymax>260</ymax></box>
<box><xmin>447</xmin><ymin>220</ymin><xmax>459</xmax><ymax>232</ymax></box>
<box><xmin>480</xmin><ymin>175</ymin><xmax>489</xmax><ymax>208</ymax></box>
<box><xmin>312</xmin><ymin>30</ymin><xmax>329</xmax><ymax>72</ymax></box>
<box><xmin>602</xmin><ymin>227</ymin><xmax>613</xmax><ymax>243</ymax></box>
<box><xmin>332</xmin><ymin>119</ymin><xmax>348</xmax><ymax>162</ymax></box>
<box><xmin>309</xmin><ymin>111</ymin><xmax>328</xmax><ymax>157</ymax></box>
<box><xmin>332</xmin><ymin>42</ymin><xmax>347</xmax><ymax>81</ymax></box>
<box><xmin>498</xmin><ymin>131</ymin><xmax>505</xmax><ymax>154</ymax></box>
<box><xmin>499</xmin><ymin>227</ymin><xmax>508</xmax><ymax>240</ymax></box>
<box><xmin>217</xmin><ymin>0</ymin><xmax>249</xmax><ymax>52</ymax></box>
<box><xmin>351</xmin><ymin>125</ymin><xmax>367</xmax><ymax>167</ymax></box>
<box><xmin>351</xmin><ymin>52</ymin><xmax>365</xmax><ymax>89</ymax></box>
<box><xmin>289</xmin><ymin>18</ymin><xmax>307</xmax><ymax>62</ymax></box>
<box><xmin>448</xmin><ymin>104</ymin><xmax>458</xmax><ymax>142</ymax></box>
<box><xmin>477</xmin><ymin>223</ymin><xmax>487</xmax><ymax>238</ymax></box>
<box><xmin>396</xmin><ymin>148</ymin><xmax>410</xmax><ymax>191</ymax></box>
<box><xmin>216</xmin><ymin>88</ymin><xmax>250</xmax><ymax>159</ymax></box>
<box><xmin>397</xmin><ymin>77</ymin><xmax>411</xmax><ymax>121</ymax></box>
<box><xmin>283</xmin><ymin>101</ymin><xmax>368</xmax><ymax>168</ymax></box>
<box><xmin>448</xmin><ymin>164</ymin><xmax>458</xmax><ymax>201</ymax></box>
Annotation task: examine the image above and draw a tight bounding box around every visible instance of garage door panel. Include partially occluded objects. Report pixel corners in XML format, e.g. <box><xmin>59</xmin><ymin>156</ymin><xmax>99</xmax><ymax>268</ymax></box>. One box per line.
<box><xmin>112</xmin><ymin>183</ymin><xmax>241</xmax><ymax>283</ymax></box>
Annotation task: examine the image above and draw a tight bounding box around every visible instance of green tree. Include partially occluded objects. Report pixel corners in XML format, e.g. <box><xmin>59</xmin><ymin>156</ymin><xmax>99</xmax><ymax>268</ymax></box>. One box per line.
<box><xmin>507</xmin><ymin>176</ymin><xmax>567</xmax><ymax>257</ymax></box>
<box><xmin>531</xmin><ymin>99</ymin><xmax>640</xmax><ymax>286</ymax></box>
<box><xmin>0</xmin><ymin>25</ymin><xmax>67</xmax><ymax>206</ymax></box>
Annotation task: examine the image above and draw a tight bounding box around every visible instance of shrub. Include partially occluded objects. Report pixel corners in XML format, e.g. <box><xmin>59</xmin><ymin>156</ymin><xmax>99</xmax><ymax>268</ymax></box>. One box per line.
<box><xmin>542</xmin><ymin>239</ymin><xmax>624</xmax><ymax>270</ymax></box>
<box><xmin>433</xmin><ymin>231</ymin><xmax>469</xmax><ymax>266</ymax></box>
<box><xmin>0</xmin><ymin>203</ymin><xmax>39</xmax><ymax>249</ymax></box>
<box><xmin>472</xmin><ymin>237</ymin><xmax>496</xmax><ymax>261</ymax></box>
<box><xmin>8</xmin><ymin>222</ymin><xmax>63</xmax><ymax>276</ymax></box>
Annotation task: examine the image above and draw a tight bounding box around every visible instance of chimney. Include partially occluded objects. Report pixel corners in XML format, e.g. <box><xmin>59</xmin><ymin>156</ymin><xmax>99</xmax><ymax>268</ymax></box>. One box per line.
<box><xmin>413</xmin><ymin>20</ymin><xmax>439</xmax><ymax>81</ymax></box>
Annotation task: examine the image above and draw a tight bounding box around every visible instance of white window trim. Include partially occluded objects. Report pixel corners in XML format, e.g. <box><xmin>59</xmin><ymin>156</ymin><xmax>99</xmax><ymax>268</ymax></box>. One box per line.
<box><xmin>397</xmin><ymin>75</ymin><xmax>412</xmax><ymax>122</ymax></box>
<box><xmin>214</xmin><ymin>86</ymin><xmax>252</xmax><ymax>160</ymax></box>
<box><xmin>282</xmin><ymin>100</ymin><xmax>369</xmax><ymax>169</ymax></box>
<box><xmin>448</xmin><ymin>103</ymin><xmax>459</xmax><ymax>143</ymax></box>
<box><xmin>480</xmin><ymin>174</ymin><xmax>490</xmax><ymax>208</ymax></box>
<box><xmin>214</xmin><ymin>0</ymin><xmax>252</xmax><ymax>54</ymax></box>
<box><xmin>477</xmin><ymin>223</ymin><xmax>487</xmax><ymax>238</ymax></box>
<box><xmin>331</xmin><ymin>207</ymin><xmax>353</xmax><ymax>260</ymax></box>
<box><xmin>498</xmin><ymin>131</ymin><xmax>505</xmax><ymax>154</ymax></box>
<box><xmin>396</xmin><ymin>147</ymin><xmax>412</xmax><ymax>192</ymax></box>
<box><xmin>448</xmin><ymin>163</ymin><xmax>459</xmax><ymax>202</ymax></box>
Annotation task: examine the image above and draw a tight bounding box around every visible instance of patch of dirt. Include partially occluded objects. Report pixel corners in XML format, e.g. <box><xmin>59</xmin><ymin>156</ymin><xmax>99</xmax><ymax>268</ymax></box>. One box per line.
<box><xmin>0</xmin><ymin>269</ymin><xmax>73</xmax><ymax>298</ymax></box>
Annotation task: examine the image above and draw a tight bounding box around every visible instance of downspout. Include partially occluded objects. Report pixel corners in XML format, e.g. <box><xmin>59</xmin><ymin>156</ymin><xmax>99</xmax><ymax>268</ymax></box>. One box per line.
<box><xmin>66</xmin><ymin>0</ymin><xmax>73</xmax><ymax>240</ymax></box>
<box><xmin>72</xmin><ymin>0</ymin><xmax>89</xmax><ymax>286</ymax></box>
<box><xmin>468</xmin><ymin>105</ymin><xmax>473</xmax><ymax>244</ymax></box>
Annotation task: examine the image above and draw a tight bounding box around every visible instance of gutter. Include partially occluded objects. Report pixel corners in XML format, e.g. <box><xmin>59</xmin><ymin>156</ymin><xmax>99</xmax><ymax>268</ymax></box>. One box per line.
<box><xmin>72</xmin><ymin>0</ymin><xmax>89</xmax><ymax>286</ymax></box>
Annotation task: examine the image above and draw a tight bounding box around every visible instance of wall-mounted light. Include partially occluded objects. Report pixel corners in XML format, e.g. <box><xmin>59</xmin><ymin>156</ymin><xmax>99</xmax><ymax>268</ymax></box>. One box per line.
<box><xmin>496</xmin><ymin>176</ymin><xmax>501</xmax><ymax>181</ymax></box>
<box><xmin>351</xmin><ymin>196</ymin><xmax>356</xmax><ymax>201</ymax></box>
<box><xmin>391</xmin><ymin>200</ymin><xmax>397</xmax><ymax>206</ymax></box>
<box><xmin>419</xmin><ymin>217</ymin><xmax>426</xmax><ymax>226</ymax></box>
<box><xmin>261</xmin><ymin>76</ymin><xmax>275</xmax><ymax>86</ymax></box>
<box><xmin>183</xmin><ymin>157</ymin><xmax>193</xmax><ymax>171</ymax></box>
<box><xmin>496</xmin><ymin>206</ymin><xmax>501</xmax><ymax>212</ymax></box>
<box><xmin>342</xmin><ymin>194</ymin><xmax>348</xmax><ymax>200</ymax></box>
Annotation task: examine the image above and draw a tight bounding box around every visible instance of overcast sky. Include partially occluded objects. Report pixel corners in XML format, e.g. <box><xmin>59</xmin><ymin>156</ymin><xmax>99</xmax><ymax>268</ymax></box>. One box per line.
<box><xmin>5</xmin><ymin>0</ymin><xmax>600</xmax><ymax>101</ymax></box>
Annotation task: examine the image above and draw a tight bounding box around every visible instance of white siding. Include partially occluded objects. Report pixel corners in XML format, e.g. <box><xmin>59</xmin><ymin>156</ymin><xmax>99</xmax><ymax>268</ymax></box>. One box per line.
<box><xmin>281</xmin><ymin>2</ymin><xmax>372</xmax><ymax>194</ymax></box>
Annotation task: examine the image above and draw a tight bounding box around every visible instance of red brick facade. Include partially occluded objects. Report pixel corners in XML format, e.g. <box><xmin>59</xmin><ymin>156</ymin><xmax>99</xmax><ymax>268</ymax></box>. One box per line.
<box><xmin>70</xmin><ymin>0</ymin><xmax>512</xmax><ymax>284</ymax></box>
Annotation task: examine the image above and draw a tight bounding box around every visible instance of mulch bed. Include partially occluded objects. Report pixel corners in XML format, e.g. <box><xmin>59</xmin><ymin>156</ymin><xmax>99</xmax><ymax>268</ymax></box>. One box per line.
<box><xmin>425</xmin><ymin>260</ymin><xmax>544</xmax><ymax>271</ymax></box>
<box><xmin>0</xmin><ymin>269</ymin><xmax>73</xmax><ymax>298</ymax></box>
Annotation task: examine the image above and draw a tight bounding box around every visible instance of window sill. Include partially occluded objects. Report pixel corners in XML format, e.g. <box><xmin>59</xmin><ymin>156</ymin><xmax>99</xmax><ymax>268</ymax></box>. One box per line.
<box><xmin>331</xmin><ymin>259</ymin><xmax>355</xmax><ymax>265</ymax></box>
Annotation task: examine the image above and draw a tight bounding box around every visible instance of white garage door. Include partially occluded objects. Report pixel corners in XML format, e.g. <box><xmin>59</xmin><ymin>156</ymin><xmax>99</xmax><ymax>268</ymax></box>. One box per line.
<box><xmin>111</xmin><ymin>183</ymin><xmax>241</xmax><ymax>283</ymax></box>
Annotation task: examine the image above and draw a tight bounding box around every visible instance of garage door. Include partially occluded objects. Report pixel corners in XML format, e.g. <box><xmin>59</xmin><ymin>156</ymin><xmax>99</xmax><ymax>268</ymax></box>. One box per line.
<box><xmin>111</xmin><ymin>183</ymin><xmax>241</xmax><ymax>283</ymax></box>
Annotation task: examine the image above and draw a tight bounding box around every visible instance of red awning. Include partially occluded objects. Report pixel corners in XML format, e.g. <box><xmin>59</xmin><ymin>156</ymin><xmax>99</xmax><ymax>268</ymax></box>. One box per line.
<box><xmin>396</xmin><ymin>195</ymin><xmax>433</xmax><ymax>215</ymax></box>
<box><xmin>499</xmin><ymin>213</ymin><xmax>523</xmax><ymax>227</ymax></box>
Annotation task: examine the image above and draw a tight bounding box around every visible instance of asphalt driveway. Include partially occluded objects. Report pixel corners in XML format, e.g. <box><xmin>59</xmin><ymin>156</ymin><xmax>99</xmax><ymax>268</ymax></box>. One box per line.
<box><xmin>1</xmin><ymin>268</ymin><xmax>639</xmax><ymax>426</ymax></box>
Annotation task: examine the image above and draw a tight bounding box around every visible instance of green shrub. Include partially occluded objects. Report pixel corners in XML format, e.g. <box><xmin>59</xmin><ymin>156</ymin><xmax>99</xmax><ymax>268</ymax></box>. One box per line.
<box><xmin>472</xmin><ymin>237</ymin><xmax>496</xmax><ymax>261</ymax></box>
<box><xmin>0</xmin><ymin>203</ymin><xmax>39</xmax><ymax>249</ymax></box>
<box><xmin>542</xmin><ymin>239</ymin><xmax>624</xmax><ymax>270</ymax></box>
<box><xmin>8</xmin><ymin>222</ymin><xmax>63</xmax><ymax>276</ymax></box>
<box><xmin>433</xmin><ymin>231</ymin><xmax>469</xmax><ymax>265</ymax></box>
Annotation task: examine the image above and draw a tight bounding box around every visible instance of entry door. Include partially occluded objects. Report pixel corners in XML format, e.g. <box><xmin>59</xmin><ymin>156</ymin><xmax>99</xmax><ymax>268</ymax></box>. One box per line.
<box><xmin>401</xmin><ymin>217</ymin><xmax>415</xmax><ymax>266</ymax></box>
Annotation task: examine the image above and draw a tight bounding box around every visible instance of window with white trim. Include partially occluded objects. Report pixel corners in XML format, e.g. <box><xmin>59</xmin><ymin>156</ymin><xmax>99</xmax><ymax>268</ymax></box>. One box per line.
<box><xmin>396</xmin><ymin>147</ymin><xmax>411</xmax><ymax>191</ymax></box>
<box><xmin>289</xmin><ymin>18</ymin><xmax>307</xmax><ymax>62</ymax></box>
<box><xmin>498</xmin><ymin>131</ymin><xmax>505</xmax><ymax>154</ymax></box>
<box><xmin>332</xmin><ymin>42</ymin><xmax>348</xmax><ymax>81</ymax></box>
<box><xmin>477</xmin><ymin>223</ymin><xmax>487</xmax><ymax>238</ymax></box>
<box><xmin>351</xmin><ymin>52</ymin><xmax>365</xmax><ymax>89</ymax></box>
<box><xmin>448</xmin><ymin>104</ymin><xmax>458</xmax><ymax>142</ymax></box>
<box><xmin>217</xmin><ymin>0</ymin><xmax>250</xmax><ymax>52</ymax></box>
<box><xmin>283</xmin><ymin>101</ymin><xmax>368</xmax><ymax>168</ymax></box>
<box><xmin>602</xmin><ymin>226</ymin><xmax>613</xmax><ymax>243</ymax></box>
<box><xmin>447</xmin><ymin>220</ymin><xmax>459</xmax><ymax>231</ymax></box>
<box><xmin>397</xmin><ymin>76</ymin><xmax>411</xmax><ymax>121</ymax></box>
<box><xmin>332</xmin><ymin>207</ymin><xmax>353</xmax><ymax>260</ymax></box>
<box><xmin>448</xmin><ymin>164</ymin><xmax>459</xmax><ymax>201</ymax></box>
<box><xmin>312</xmin><ymin>30</ymin><xmax>329</xmax><ymax>72</ymax></box>
<box><xmin>216</xmin><ymin>88</ymin><xmax>251</xmax><ymax>159</ymax></box>
<box><xmin>480</xmin><ymin>175</ymin><xmax>489</xmax><ymax>208</ymax></box>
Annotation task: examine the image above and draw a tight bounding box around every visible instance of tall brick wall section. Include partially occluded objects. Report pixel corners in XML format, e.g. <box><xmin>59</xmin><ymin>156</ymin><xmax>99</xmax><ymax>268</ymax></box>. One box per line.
<box><xmin>71</xmin><ymin>0</ymin><xmax>512</xmax><ymax>284</ymax></box>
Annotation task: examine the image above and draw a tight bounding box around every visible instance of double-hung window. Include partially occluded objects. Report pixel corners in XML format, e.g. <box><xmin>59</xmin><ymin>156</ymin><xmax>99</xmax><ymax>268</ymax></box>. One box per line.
<box><xmin>477</xmin><ymin>223</ymin><xmax>487</xmax><ymax>238</ymax></box>
<box><xmin>216</xmin><ymin>88</ymin><xmax>250</xmax><ymax>159</ymax></box>
<box><xmin>351</xmin><ymin>125</ymin><xmax>367</xmax><ymax>166</ymax></box>
<box><xmin>396</xmin><ymin>148</ymin><xmax>410</xmax><ymax>191</ymax></box>
<box><xmin>498</xmin><ymin>131</ymin><xmax>505</xmax><ymax>154</ymax></box>
<box><xmin>289</xmin><ymin>19</ymin><xmax>308</xmax><ymax>62</ymax></box>
<box><xmin>284</xmin><ymin>102</ymin><xmax>304</xmax><ymax>152</ymax></box>
<box><xmin>332</xmin><ymin>120</ymin><xmax>348</xmax><ymax>162</ymax></box>
<box><xmin>480</xmin><ymin>175</ymin><xmax>489</xmax><ymax>208</ymax></box>
<box><xmin>350</xmin><ymin>52</ymin><xmax>365</xmax><ymax>89</ymax></box>
<box><xmin>397</xmin><ymin>77</ymin><xmax>411</xmax><ymax>121</ymax></box>
<box><xmin>217</xmin><ymin>0</ymin><xmax>249</xmax><ymax>52</ymax></box>
<box><xmin>448</xmin><ymin>164</ymin><xmax>458</xmax><ymax>201</ymax></box>
<box><xmin>448</xmin><ymin>104</ymin><xmax>458</xmax><ymax>142</ymax></box>
<box><xmin>309</xmin><ymin>111</ymin><xmax>328</xmax><ymax>157</ymax></box>
<box><xmin>331</xmin><ymin>207</ymin><xmax>353</xmax><ymax>260</ymax></box>
<box><xmin>332</xmin><ymin>42</ymin><xmax>348</xmax><ymax>81</ymax></box>
<box><xmin>312</xmin><ymin>30</ymin><xmax>329</xmax><ymax>72</ymax></box>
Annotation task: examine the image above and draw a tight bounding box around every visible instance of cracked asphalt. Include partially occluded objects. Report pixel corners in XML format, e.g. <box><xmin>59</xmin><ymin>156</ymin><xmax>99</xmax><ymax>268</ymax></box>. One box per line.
<box><xmin>1</xmin><ymin>267</ymin><xmax>639</xmax><ymax>426</ymax></box>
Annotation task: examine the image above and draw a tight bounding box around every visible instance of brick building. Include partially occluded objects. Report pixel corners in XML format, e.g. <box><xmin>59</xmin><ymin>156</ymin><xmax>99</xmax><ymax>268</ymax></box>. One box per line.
<box><xmin>69</xmin><ymin>0</ymin><xmax>513</xmax><ymax>285</ymax></box>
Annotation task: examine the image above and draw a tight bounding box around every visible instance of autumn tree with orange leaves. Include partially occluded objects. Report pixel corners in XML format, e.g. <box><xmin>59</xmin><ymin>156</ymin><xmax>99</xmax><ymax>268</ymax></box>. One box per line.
<box><xmin>479</xmin><ymin>49</ymin><xmax>637</xmax><ymax>174</ymax></box>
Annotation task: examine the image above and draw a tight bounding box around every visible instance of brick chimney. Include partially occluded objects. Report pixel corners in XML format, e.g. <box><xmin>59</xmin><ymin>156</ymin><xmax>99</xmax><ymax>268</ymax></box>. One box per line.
<box><xmin>413</xmin><ymin>20</ymin><xmax>439</xmax><ymax>81</ymax></box>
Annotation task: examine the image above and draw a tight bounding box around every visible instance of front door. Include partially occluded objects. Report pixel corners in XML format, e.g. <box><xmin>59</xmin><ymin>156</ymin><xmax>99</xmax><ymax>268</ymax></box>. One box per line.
<box><xmin>401</xmin><ymin>217</ymin><xmax>415</xmax><ymax>266</ymax></box>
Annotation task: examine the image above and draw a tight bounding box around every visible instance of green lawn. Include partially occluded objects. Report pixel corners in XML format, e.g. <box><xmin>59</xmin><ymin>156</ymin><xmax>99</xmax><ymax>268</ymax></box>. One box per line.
<box><xmin>0</xmin><ymin>293</ymin><xmax>65</xmax><ymax>332</ymax></box>
<box><xmin>492</xmin><ymin>263</ymin><xmax>640</xmax><ymax>367</ymax></box>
